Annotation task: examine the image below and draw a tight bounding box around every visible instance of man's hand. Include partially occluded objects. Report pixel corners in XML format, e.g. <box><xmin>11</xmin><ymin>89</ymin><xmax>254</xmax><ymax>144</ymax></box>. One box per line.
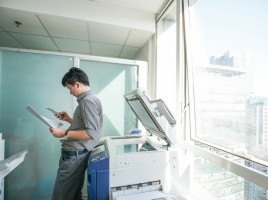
<box><xmin>55</xmin><ymin>111</ymin><xmax>72</xmax><ymax>123</ymax></box>
<box><xmin>49</xmin><ymin>127</ymin><xmax>65</xmax><ymax>138</ymax></box>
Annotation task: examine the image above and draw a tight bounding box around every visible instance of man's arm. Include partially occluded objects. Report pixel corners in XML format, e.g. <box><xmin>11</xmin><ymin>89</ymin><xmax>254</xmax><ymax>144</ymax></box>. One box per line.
<box><xmin>66</xmin><ymin>129</ymin><xmax>93</xmax><ymax>140</ymax></box>
<box><xmin>49</xmin><ymin>128</ymin><xmax>93</xmax><ymax>140</ymax></box>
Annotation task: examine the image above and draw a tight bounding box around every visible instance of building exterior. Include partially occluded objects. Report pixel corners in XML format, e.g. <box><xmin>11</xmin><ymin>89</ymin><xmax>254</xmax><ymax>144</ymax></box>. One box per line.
<box><xmin>244</xmin><ymin>98</ymin><xmax>268</xmax><ymax>200</ymax></box>
<box><xmin>246</xmin><ymin>97</ymin><xmax>268</xmax><ymax>151</ymax></box>
<box><xmin>244</xmin><ymin>160</ymin><xmax>268</xmax><ymax>200</ymax></box>
<box><xmin>194</xmin><ymin>156</ymin><xmax>244</xmax><ymax>200</ymax></box>
<box><xmin>194</xmin><ymin>51</ymin><xmax>251</xmax><ymax>148</ymax></box>
<box><xmin>193</xmin><ymin>51</ymin><xmax>253</xmax><ymax>199</ymax></box>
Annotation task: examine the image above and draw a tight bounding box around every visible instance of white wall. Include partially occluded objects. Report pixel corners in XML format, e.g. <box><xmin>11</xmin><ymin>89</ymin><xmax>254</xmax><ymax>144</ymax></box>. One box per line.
<box><xmin>135</xmin><ymin>35</ymin><xmax>157</xmax><ymax>98</ymax></box>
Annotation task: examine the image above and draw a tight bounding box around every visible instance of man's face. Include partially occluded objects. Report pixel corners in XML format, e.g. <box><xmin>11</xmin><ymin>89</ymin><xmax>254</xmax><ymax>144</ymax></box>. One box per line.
<box><xmin>66</xmin><ymin>83</ymin><xmax>79</xmax><ymax>97</ymax></box>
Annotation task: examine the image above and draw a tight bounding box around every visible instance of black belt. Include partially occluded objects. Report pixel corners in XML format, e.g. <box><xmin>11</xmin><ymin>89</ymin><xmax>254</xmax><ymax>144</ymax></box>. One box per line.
<box><xmin>61</xmin><ymin>149</ymin><xmax>88</xmax><ymax>157</ymax></box>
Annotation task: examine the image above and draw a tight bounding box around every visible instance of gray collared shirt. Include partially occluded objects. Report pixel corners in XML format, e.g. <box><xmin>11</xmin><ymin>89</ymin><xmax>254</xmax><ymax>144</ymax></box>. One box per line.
<box><xmin>61</xmin><ymin>90</ymin><xmax>103</xmax><ymax>151</ymax></box>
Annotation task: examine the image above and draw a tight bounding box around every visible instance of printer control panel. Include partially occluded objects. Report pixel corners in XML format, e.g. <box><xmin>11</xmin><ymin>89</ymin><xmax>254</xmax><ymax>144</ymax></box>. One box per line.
<box><xmin>89</xmin><ymin>143</ymin><xmax>108</xmax><ymax>163</ymax></box>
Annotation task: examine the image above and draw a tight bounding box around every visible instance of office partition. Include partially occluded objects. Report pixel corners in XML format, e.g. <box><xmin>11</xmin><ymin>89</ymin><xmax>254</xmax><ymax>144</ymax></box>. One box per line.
<box><xmin>0</xmin><ymin>49</ymin><xmax>141</xmax><ymax>200</ymax></box>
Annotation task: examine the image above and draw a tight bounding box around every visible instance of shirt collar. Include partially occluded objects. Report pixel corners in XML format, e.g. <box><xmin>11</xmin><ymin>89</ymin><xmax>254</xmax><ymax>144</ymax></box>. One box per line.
<box><xmin>77</xmin><ymin>90</ymin><xmax>92</xmax><ymax>103</ymax></box>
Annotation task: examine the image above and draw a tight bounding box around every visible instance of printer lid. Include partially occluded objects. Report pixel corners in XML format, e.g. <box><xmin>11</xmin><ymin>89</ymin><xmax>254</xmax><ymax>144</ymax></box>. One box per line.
<box><xmin>124</xmin><ymin>89</ymin><xmax>176</xmax><ymax>147</ymax></box>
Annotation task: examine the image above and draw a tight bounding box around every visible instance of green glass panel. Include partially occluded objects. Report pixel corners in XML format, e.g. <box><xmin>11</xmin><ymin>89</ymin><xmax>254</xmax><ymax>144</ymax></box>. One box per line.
<box><xmin>0</xmin><ymin>50</ymin><xmax>73</xmax><ymax>199</ymax></box>
<box><xmin>80</xmin><ymin>60</ymin><xmax>138</xmax><ymax>137</ymax></box>
<box><xmin>0</xmin><ymin>50</ymin><xmax>139</xmax><ymax>199</ymax></box>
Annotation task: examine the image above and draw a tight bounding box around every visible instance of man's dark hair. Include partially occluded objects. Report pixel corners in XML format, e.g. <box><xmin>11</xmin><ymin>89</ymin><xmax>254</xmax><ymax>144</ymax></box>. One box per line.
<box><xmin>62</xmin><ymin>67</ymin><xmax>90</xmax><ymax>87</ymax></box>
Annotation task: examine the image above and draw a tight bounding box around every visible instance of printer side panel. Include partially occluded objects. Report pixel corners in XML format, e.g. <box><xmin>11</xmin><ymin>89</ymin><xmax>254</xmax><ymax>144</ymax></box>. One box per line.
<box><xmin>88</xmin><ymin>141</ymin><xmax>109</xmax><ymax>200</ymax></box>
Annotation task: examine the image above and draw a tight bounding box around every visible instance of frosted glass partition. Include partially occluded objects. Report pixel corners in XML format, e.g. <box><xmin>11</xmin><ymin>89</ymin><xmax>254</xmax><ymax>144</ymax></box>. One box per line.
<box><xmin>0</xmin><ymin>49</ymin><xmax>140</xmax><ymax>200</ymax></box>
<box><xmin>0</xmin><ymin>50</ymin><xmax>74</xmax><ymax>199</ymax></box>
<box><xmin>80</xmin><ymin>60</ymin><xmax>138</xmax><ymax>137</ymax></box>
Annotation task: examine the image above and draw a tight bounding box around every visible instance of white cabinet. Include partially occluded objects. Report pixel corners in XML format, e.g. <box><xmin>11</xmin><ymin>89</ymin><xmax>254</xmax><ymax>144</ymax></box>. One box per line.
<box><xmin>0</xmin><ymin>133</ymin><xmax>28</xmax><ymax>200</ymax></box>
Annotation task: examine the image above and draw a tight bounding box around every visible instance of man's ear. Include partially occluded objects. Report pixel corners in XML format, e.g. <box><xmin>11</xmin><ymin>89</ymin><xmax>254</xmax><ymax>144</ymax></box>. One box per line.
<box><xmin>74</xmin><ymin>82</ymin><xmax>80</xmax><ymax>88</ymax></box>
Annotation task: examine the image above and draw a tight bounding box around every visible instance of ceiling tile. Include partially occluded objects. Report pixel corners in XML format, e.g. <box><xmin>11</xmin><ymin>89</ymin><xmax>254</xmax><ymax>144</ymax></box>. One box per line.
<box><xmin>0</xmin><ymin>1</ymin><xmax>158</xmax><ymax>59</ymax></box>
<box><xmin>88</xmin><ymin>21</ymin><xmax>130</xmax><ymax>45</ymax></box>
<box><xmin>91</xmin><ymin>42</ymin><xmax>122</xmax><ymax>57</ymax></box>
<box><xmin>54</xmin><ymin>38</ymin><xmax>90</xmax><ymax>54</ymax></box>
<box><xmin>0</xmin><ymin>32</ymin><xmax>24</xmax><ymax>48</ymax></box>
<box><xmin>120</xmin><ymin>46</ymin><xmax>139</xmax><ymax>59</ymax></box>
<box><xmin>93</xmin><ymin>0</ymin><xmax>168</xmax><ymax>14</ymax></box>
<box><xmin>0</xmin><ymin>8</ymin><xmax>48</xmax><ymax>36</ymax></box>
<box><xmin>126</xmin><ymin>29</ymin><xmax>153</xmax><ymax>47</ymax></box>
<box><xmin>11</xmin><ymin>33</ymin><xmax>58</xmax><ymax>51</ymax></box>
<box><xmin>39</xmin><ymin>15</ymin><xmax>88</xmax><ymax>40</ymax></box>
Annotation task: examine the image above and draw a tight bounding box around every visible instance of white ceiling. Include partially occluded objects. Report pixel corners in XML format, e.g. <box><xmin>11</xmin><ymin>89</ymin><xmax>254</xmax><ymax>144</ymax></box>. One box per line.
<box><xmin>0</xmin><ymin>0</ymin><xmax>170</xmax><ymax>60</ymax></box>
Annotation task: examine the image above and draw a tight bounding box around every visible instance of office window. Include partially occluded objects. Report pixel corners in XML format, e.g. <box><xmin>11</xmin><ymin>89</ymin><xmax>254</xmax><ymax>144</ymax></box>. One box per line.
<box><xmin>185</xmin><ymin>0</ymin><xmax>268</xmax><ymax>165</ymax></box>
<box><xmin>183</xmin><ymin>0</ymin><xmax>268</xmax><ymax>198</ymax></box>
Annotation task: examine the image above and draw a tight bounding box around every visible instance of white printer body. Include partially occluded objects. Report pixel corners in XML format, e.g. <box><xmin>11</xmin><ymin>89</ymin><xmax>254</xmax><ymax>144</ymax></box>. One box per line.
<box><xmin>88</xmin><ymin>89</ymin><xmax>179</xmax><ymax>200</ymax></box>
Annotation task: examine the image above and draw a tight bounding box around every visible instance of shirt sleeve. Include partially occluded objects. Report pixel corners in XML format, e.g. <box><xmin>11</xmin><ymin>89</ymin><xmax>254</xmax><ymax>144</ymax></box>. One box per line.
<box><xmin>80</xmin><ymin>99</ymin><xmax>102</xmax><ymax>141</ymax></box>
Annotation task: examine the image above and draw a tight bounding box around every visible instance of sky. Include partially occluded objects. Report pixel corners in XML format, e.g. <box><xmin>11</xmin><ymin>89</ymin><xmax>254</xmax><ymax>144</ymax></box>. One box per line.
<box><xmin>190</xmin><ymin>0</ymin><xmax>268</xmax><ymax>96</ymax></box>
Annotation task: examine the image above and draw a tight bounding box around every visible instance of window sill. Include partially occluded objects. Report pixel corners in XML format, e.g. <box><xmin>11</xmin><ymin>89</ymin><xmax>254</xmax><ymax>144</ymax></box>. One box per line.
<box><xmin>176</xmin><ymin>140</ymin><xmax>268</xmax><ymax>190</ymax></box>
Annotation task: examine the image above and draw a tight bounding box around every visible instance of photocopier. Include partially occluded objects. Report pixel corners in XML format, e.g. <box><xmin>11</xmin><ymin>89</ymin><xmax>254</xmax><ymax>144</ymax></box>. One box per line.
<box><xmin>88</xmin><ymin>89</ymin><xmax>179</xmax><ymax>200</ymax></box>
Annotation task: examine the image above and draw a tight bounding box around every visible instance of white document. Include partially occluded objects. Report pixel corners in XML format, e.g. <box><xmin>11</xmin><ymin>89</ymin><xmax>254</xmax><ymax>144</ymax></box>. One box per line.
<box><xmin>26</xmin><ymin>105</ymin><xmax>63</xmax><ymax>128</ymax></box>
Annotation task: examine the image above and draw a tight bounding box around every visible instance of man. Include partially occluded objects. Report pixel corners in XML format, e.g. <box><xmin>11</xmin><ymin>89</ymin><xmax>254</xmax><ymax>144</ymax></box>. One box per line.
<box><xmin>49</xmin><ymin>67</ymin><xmax>103</xmax><ymax>200</ymax></box>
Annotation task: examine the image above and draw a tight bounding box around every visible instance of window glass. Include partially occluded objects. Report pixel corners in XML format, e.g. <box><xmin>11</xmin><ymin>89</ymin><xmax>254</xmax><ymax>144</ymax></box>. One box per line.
<box><xmin>186</xmin><ymin>0</ymin><xmax>268</xmax><ymax>164</ymax></box>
